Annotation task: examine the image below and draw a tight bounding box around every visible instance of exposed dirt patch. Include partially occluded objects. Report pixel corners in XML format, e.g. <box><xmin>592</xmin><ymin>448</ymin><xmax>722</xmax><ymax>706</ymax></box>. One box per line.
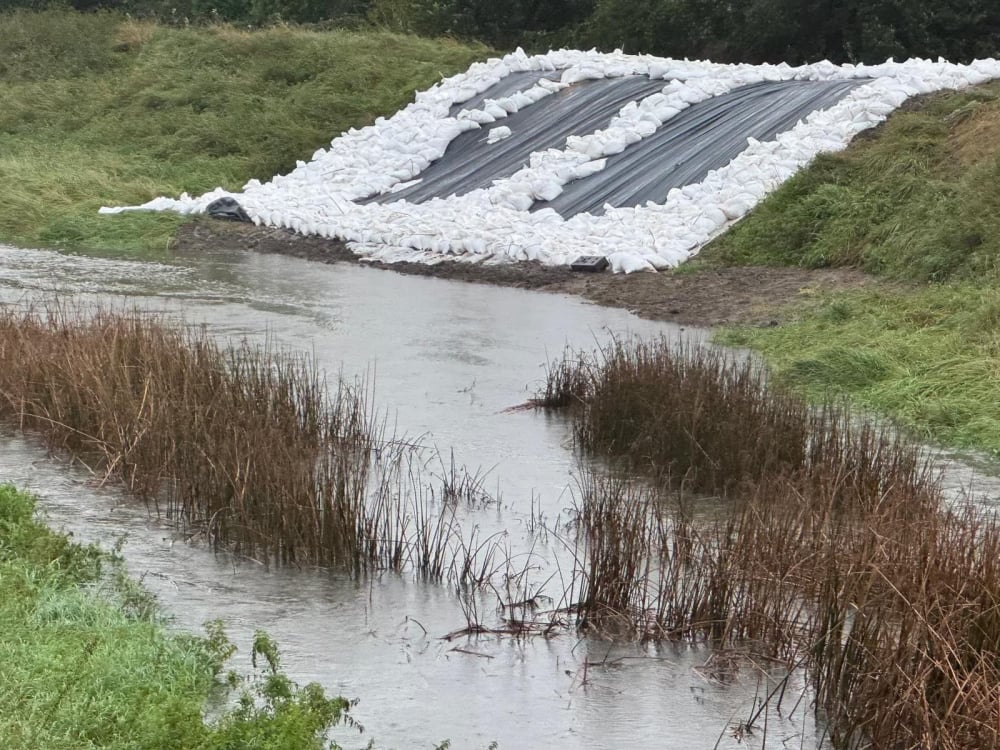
<box><xmin>177</xmin><ymin>220</ymin><xmax>882</xmax><ymax>328</ymax></box>
<box><xmin>545</xmin><ymin>264</ymin><xmax>880</xmax><ymax>327</ymax></box>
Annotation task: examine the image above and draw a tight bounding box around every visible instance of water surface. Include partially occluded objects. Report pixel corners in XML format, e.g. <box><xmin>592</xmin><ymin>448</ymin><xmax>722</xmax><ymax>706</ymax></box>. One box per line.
<box><xmin>1</xmin><ymin>243</ymin><xmax>992</xmax><ymax>748</ymax></box>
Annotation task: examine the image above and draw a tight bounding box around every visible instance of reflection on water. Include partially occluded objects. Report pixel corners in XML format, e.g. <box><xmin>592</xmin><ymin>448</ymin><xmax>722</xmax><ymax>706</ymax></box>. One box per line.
<box><xmin>0</xmin><ymin>243</ymin><xmax>995</xmax><ymax>748</ymax></box>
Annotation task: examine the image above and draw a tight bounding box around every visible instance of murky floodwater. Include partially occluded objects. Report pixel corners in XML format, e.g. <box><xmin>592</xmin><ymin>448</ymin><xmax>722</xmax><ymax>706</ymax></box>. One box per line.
<box><xmin>2</xmin><ymin>243</ymin><xmax>997</xmax><ymax>749</ymax></box>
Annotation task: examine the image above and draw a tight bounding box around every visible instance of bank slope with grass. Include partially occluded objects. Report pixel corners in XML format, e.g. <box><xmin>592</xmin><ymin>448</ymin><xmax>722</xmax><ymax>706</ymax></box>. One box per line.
<box><xmin>0</xmin><ymin>484</ymin><xmax>354</xmax><ymax>749</ymax></box>
<box><xmin>704</xmin><ymin>82</ymin><xmax>1000</xmax><ymax>455</ymax></box>
<box><xmin>0</xmin><ymin>9</ymin><xmax>486</xmax><ymax>255</ymax></box>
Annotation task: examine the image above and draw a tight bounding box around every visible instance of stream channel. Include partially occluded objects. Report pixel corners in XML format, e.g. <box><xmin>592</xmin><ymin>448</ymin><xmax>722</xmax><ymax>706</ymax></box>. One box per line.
<box><xmin>1</xmin><ymin>242</ymin><xmax>997</xmax><ymax>749</ymax></box>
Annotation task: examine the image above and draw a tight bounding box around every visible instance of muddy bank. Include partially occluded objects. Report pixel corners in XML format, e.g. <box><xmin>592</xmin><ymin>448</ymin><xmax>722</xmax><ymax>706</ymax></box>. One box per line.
<box><xmin>177</xmin><ymin>220</ymin><xmax>880</xmax><ymax>327</ymax></box>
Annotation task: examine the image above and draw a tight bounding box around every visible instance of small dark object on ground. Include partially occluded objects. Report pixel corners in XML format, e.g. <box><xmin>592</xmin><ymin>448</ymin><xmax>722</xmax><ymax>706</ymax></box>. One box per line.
<box><xmin>570</xmin><ymin>255</ymin><xmax>609</xmax><ymax>272</ymax></box>
<box><xmin>206</xmin><ymin>197</ymin><xmax>251</xmax><ymax>222</ymax></box>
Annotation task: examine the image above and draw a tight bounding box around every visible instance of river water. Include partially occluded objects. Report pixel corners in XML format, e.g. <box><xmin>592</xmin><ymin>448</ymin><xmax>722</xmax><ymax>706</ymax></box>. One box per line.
<box><xmin>1</xmin><ymin>243</ymin><xmax>995</xmax><ymax>749</ymax></box>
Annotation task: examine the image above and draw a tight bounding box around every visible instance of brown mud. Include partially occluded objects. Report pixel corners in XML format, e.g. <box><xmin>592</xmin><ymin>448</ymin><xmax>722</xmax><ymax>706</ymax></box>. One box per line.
<box><xmin>177</xmin><ymin>220</ymin><xmax>881</xmax><ymax>327</ymax></box>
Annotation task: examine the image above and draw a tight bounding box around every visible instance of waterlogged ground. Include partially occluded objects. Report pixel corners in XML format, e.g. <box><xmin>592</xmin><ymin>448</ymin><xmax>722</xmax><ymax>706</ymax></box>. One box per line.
<box><xmin>1</xmin><ymin>243</ymin><xmax>997</xmax><ymax>748</ymax></box>
<box><xmin>181</xmin><ymin>219</ymin><xmax>880</xmax><ymax>327</ymax></box>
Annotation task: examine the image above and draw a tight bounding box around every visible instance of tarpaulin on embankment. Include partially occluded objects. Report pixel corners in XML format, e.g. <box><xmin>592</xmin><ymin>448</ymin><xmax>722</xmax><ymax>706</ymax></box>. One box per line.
<box><xmin>101</xmin><ymin>51</ymin><xmax>1000</xmax><ymax>272</ymax></box>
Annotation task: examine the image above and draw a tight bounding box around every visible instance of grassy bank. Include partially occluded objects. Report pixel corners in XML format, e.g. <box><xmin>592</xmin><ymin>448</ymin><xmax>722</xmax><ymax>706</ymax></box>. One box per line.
<box><xmin>0</xmin><ymin>484</ymin><xmax>353</xmax><ymax>749</ymax></box>
<box><xmin>720</xmin><ymin>284</ymin><xmax>1000</xmax><ymax>454</ymax></box>
<box><xmin>0</xmin><ymin>9</ymin><xmax>486</xmax><ymax>254</ymax></box>
<box><xmin>702</xmin><ymin>82</ymin><xmax>1000</xmax><ymax>455</ymax></box>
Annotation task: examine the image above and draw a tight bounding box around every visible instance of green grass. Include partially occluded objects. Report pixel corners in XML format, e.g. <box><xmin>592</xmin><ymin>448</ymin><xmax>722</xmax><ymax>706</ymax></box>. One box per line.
<box><xmin>0</xmin><ymin>9</ymin><xmax>487</xmax><ymax>255</ymax></box>
<box><xmin>700</xmin><ymin>81</ymin><xmax>1000</xmax><ymax>455</ymax></box>
<box><xmin>705</xmin><ymin>82</ymin><xmax>1000</xmax><ymax>283</ymax></box>
<box><xmin>0</xmin><ymin>483</ymin><xmax>355</xmax><ymax>749</ymax></box>
<box><xmin>719</xmin><ymin>284</ymin><xmax>1000</xmax><ymax>455</ymax></box>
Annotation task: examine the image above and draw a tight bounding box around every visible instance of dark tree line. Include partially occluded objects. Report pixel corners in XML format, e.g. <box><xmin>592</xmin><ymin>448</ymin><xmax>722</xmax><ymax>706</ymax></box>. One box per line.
<box><xmin>0</xmin><ymin>0</ymin><xmax>372</xmax><ymax>25</ymax></box>
<box><xmin>585</xmin><ymin>0</ymin><xmax>1000</xmax><ymax>64</ymax></box>
<box><xmin>4</xmin><ymin>0</ymin><xmax>998</xmax><ymax>63</ymax></box>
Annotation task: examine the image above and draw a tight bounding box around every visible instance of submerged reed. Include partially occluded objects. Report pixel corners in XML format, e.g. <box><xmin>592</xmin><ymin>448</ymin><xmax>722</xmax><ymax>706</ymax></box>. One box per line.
<box><xmin>544</xmin><ymin>338</ymin><xmax>810</xmax><ymax>493</ymax></box>
<box><xmin>0</xmin><ymin>304</ymin><xmax>495</xmax><ymax>579</ymax></box>
<box><xmin>573</xmin><ymin>449</ymin><xmax>1000</xmax><ymax>747</ymax></box>
<box><xmin>557</xmin><ymin>335</ymin><xmax>1000</xmax><ymax>748</ymax></box>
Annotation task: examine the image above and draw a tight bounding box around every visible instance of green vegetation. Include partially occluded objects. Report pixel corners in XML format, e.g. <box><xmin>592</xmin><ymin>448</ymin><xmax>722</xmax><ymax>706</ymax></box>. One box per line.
<box><xmin>719</xmin><ymin>284</ymin><xmax>1000</xmax><ymax>455</ymax></box>
<box><xmin>708</xmin><ymin>82</ymin><xmax>1000</xmax><ymax>282</ymax></box>
<box><xmin>702</xmin><ymin>83</ymin><xmax>1000</xmax><ymax>455</ymax></box>
<box><xmin>0</xmin><ymin>9</ymin><xmax>486</xmax><ymax>254</ymax></box>
<box><xmin>0</xmin><ymin>483</ymin><xmax>356</xmax><ymax>749</ymax></box>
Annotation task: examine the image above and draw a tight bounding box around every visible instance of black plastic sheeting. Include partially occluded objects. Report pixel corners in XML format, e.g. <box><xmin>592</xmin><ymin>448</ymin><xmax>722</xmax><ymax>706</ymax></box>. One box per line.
<box><xmin>374</xmin><ymin>76</ymin><xmax>668</xmax><ymax>204</ymax></box>
<box><xmin>372</xmin><ymin>76</ymin><xmax>860</xmax><ymax>218</ymax></box>
<box><xmin>539</xmin><ymin>79</ymin><xmax>860</xmax><ymax>216</ymax></box>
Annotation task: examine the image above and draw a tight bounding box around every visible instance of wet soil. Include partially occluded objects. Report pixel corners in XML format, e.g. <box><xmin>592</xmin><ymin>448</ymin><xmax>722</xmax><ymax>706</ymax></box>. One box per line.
<box><xmin>177</xmin><ymin>220</ymin><xmax>881</xmax><ymax>327</ymax></box>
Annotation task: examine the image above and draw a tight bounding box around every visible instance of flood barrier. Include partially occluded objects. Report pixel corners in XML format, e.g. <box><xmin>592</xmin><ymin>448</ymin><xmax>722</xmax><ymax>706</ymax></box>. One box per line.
<box><xmin>541</xmin><ymin>79</ymin><xmax>860</xmax><ymax>216</ymax></box>
<box><xmin>101</xmin><ymin>51</ymin><xmax>1000</xmax><ymax>271</ymax></box>
<box><xmin>382</xmin><ymin>78</ymin><xmax>859</xmax><ymax>216</ymax></box>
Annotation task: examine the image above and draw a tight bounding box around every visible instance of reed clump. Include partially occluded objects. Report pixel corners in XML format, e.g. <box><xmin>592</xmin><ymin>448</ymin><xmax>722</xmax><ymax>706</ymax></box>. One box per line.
<box><xmin>575</xmin><ymin>451</ymin><xmax>1000</xmax><ymax>747</ymax></box>
<box><xmin>543</xmin><ymin>338</ymin><xmax>810</xmax><ymax>493</ymax></box>
<box><xmin>0</xmin><ymin>304</ymin><xmax>495</xmax><ymax>579</ymax></box>
<box><xmin>0</xmin><ymin>304</ymin><xmax>372</xmax><ymax>566</ymax></box>
<box><xmin>559</xmin><ymin>336</ymin><xmax>1000</xmax><ymax>748</ymax></box>
<box><xmin>538</xmin><ymin>348</ymin><xmax>592</xmax><ymax>408</ymax></box>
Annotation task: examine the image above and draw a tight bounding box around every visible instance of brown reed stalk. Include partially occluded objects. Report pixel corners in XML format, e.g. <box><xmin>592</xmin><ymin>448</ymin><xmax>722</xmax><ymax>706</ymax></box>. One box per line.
<box><xmin>574</xmin><ymin>456</ymin><xmax>1000</xmax><ymax>746</ymax></box>
<box><xmin>559</xmin><ymin>335</ymin><xmax>1000</xmax><ymax>747</ymax></box>
<box><xmin>543</xmin><ymin>337</ymin><xmax>809</xmax><ymax>494</ymax></box>
<box><xmin>0</xmin><ymin>303</ymin><xmax>503</xmax><ymax>582</ymax></box>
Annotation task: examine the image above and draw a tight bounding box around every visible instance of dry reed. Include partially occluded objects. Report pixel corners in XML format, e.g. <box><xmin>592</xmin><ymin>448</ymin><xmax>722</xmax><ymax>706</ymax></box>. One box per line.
<box><xmin>544</xmin><ymin>338</ymin><xmax>810</xmax><ymax>494</ymax></box>
<box><xmin>574</xmin><ymin>457</ymin><xmax>1000</xmax><ymax>747</ymax></box>
<box><xmin>0</xmin><ymin>304</ymin><xmax>497</xmax><ymax>580</ymax></box>
<box><xmin>555</xmin><ymin>336</ymin><xmax>1000</xmax><ymax>748</ymax></box>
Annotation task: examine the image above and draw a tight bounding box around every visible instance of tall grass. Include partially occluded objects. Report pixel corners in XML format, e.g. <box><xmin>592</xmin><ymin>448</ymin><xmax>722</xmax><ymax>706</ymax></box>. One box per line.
<box><xmin>573</xmin><ymin>422</ymin><xmax>941</xmax><ymax>644</ymax></box>
<box><xmin>543</xmin><ymin>338</ymin><xmax>809</xmax><ymax>494</ymax></box>
<box><xmin>574</xmin><ymin>463</ymin><xmax>1000</xmax><ymax>748</ymax></box>
<box><xmin>0</xmin><ymin>304</ymin><xmax>495</xmax><ymax>577</ymax></box>
<box><xmin>0</xmin><ymin>304</ymin><xmax>372</xmax><ymax>566</ymax></box>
